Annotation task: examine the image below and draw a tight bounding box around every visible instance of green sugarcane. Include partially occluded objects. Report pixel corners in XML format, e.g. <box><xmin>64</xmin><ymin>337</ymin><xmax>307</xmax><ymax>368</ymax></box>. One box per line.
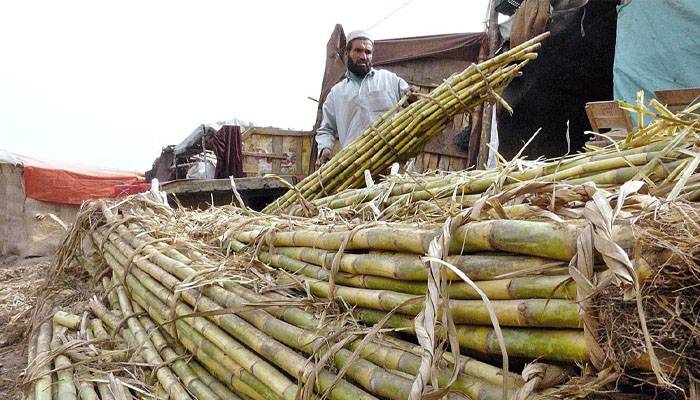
<box><xmin>266</xmin><ymin>36</ymin><xmax>547</xmax><ymax>211</ymax></box>
<box><xmin>243</xmin><ymin>241</ymin><xmax>566</xmax><ymax>281</ymax></box>
<box><xmin>226</xmin><ymin>281</ymin><xmax>524</xmax><ymax>395</ymax></box>
<box><xmin>188</xmin><ymin>359</ymin><xmax>245</xmax><ymax>400</ymax></box>
<box><xmin>98</xmin><ymin>228</ymin><xmax>378</xmax><ymax>400</ymax></box>
<box><xmin>113</xmin><ymin>285</ymin><xmax>192</xmax><ymax>400</ymax></box>
<box><xmin>51</xmin><ymin>323</ymin><xmax>77</xmax><ymax>400</ymax></box>
<box><xmin>34</xmin><ymin>320</ymin><xmax>53</xmax><ymax>400</ymax></box>
<box><xmin>105</xmin><ymin>219</ymin><xmax>536</xmax><ymax>400</ymax></box>
<box><xmin>292</xmin><ymin>275</ymin><xmax>580</xmax><ymax>328</ymax></box>
<box><xmin>77</xmin><ymin>381</ymin><xmax>99</xmax><ymax>400</ymax></box>
<box><xmin>136</xmin><ymin>308</ymin><xmax>221</xmax><ymax>400</ymax></box>
<box><xmin>97</xmin><ymin>239</ymin><xmax>298</xmax><ymax>400</ymax></box>
<box><xmin>354</xmin><ymin>308</ymin><xmax>588</xmax><ymax>363</ymax></box>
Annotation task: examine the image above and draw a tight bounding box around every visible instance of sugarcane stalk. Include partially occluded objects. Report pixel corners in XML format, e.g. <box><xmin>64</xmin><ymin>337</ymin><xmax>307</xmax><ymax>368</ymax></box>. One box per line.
<box><xmin>290</xmin><ymin>275</ymin><xmax>580</xmax><ymax>328</ymax></box>
<box><xmin>53</xmin><ymin>312</ymin><xmax>81</xmax><ymax>331</ymax></box>
<box><xmin>77</xmin><ymin>381</ymin><xmax>99</xmax><ymax>400</ymax></box>
<box><xmin>345</xmin><ymin>340</ymin><xmax>508</xmax><ymax>400</ymax></box>
<box><xmin>97</xmin><ymin>227</ymin><xmax>379</xmax><ymax>400</ymax></box>
<box><xmin>233</xmin><ymin>240</ymin><xmax>566</xmax><ymax>281</ymax></box>
<box><xmin>88</xmin><ymin>300</ymin><xmax>145</xmax><ymax>363</ymax></box>
<box><xmin>99</xmin><ymin>247</ymin><xmax>297</xmax><ymax>400</ymax></box>
<box><xmin>229</xmin><ymin>225</ymin><xmax>436</xmax><ymax>254</ymax></box>
<box><xmin>353</xmin><ymin>308</ymin><xmax>588</xmax><ymax>363</ymax></box>
<box><xmin>109</xmin><ymin>220</ymin><xmax>523</xmax><ymax>400</ymax></box>
<box><xmin>51</xmin><ymin>323</ymin><xmax>77</xmax><ymax>400</ymax></box>
<box><xmin>449</xmin><ymin>219</ymin><xmax>636</xmax><ymax>261</ymax></box>
<box><xmin>34</xmin><ymin>320</ymin><xmax>53</xmax><ymax>400</ymax></box>
<box><xmin>113</xmin><ymin>285</ymin><xmax>192</xmax><ymax>400</ymax></box>
<box><xmin>135</xmin><ymin>305</ymin><xmax>221</xmax><ymax>400</ymax></box>
<box><xmin>316</xmin><ymin>139</ymin><xmax>673</xmax><ymax>210</ymax></box>
<box><xmin>188</xmin><ymin>359</ymin><xmax>245</xmax><ymax>400</ymax></box>
<box><xmin>226</xmin><ymin>280</ymin><xmax>523</xmax><ymax>396</ymax></box>
<box><xmin>257</xmin><ymin>244</ymin><xmax>574</xmax><ymax>299</ymax></box>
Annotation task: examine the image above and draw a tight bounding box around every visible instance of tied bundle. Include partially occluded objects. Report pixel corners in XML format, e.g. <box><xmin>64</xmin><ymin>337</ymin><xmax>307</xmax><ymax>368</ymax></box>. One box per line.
<box><xmin>287</xmin><ymin>100</ymin><xmax>700</xmax><ymax>222</ymax></box>
<box><xmin>263</xmin><ymin>33</ymin><xmax>550</xmax><ymax>214</ymax></box>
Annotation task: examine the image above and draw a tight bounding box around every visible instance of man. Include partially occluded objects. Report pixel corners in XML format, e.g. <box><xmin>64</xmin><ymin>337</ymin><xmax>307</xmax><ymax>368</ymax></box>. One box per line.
<box><xmin>315</xmin><ymin>30</ymin><xmax>411</xmax><ymax>167</ymax></box>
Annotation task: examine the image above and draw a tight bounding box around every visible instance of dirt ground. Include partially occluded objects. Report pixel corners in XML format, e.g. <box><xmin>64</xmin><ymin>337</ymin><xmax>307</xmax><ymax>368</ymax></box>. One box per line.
<box><xmin>0</xmin><ymin>256</ymin><xmax>49</xmax><ymax>400</ymax></box>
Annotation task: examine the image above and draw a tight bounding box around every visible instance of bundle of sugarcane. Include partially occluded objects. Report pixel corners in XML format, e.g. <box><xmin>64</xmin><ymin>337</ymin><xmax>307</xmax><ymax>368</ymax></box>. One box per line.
<box><xmin>285</xmin><ymin>100</ymin><xmax>700</xmax><ymax>221</ymax></box>
<box><xmin>39</xmin><ymin>178</ymin><xmax>700</xmax><ymax>398</ymax></box>
<box><xmin>218</xmin><ymin>210</ymin><xmax>636</xmax><ymax>365</ymax></box>
<box><xmin>24</xmin><ymin>307</ymin><xmax>177</xmax><ymax>400</ymax></box>
<box><xmin>46</xmin><ymin>198</ymin><xmax>542</xmax><ymax>400</ymax></box>
<box><xmin>262</xmin><ymin>33</ymin><xmax>550</xmax><ymax>214</ymax></box>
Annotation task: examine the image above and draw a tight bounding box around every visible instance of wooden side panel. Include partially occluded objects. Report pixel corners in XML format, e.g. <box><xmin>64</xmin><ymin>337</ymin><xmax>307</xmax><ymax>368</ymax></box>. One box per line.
<box><xmin>655</xmin><ymin>87</ymin><xmax>700</xmax><ymax>113</ymax></box>
<box><xmin>428</xmin><ymin>154</ymin><xmax>439</xmax><ymax>170</ymax></box>
<box><xmin>242</xmin><ymin>133</ymin><xmax>273</xmax><ymax>176</ymax></box>
<box><xmin>438</xmin><ymin>155</ymin><xmax>450</xmax><ymax>171</ymax></box>
<box><xmin>241</xmin><ymin>127</ymin><xmax>314</xmax><ymax>177</ymax></box>
<box><xmin>272</xmin><ymin>136</ymin><xmax>283</xmax><ymax>174</ymax></box>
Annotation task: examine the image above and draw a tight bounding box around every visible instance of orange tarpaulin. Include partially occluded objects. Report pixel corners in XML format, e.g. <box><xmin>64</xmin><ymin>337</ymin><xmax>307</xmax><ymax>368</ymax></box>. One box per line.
<box><xmin>15</xmin><ymin>154</ymin><xmax>145</xmax><ymax>205</ymax></box>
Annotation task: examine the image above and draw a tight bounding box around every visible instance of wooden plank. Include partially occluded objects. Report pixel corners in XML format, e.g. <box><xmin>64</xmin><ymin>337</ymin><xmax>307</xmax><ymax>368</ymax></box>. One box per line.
<box><xmin>415</xmin><ymin>154</ymin><xmax>424</xmax><ymax>172</ymax></box>
<box><xmin>428</xmin><ymin>153</ymin><xmax>439</xmax><ymax>171</ymax></box>
<box><xmin>245</xmin><ymin>126</ymin><xmax>315</xmax><ymax>137</ymax></box>
<box><xmin>301</xmin><ymin>136</ymin><xmax>312</xmax><ymax>175</ymax></box>
<box><xmin>585</xmin><ymin>101</ymin><xmax>633</xmax><ymax>132</ymax></box>
<box><xmin>655</xmin><ymin>87</ymin><xmax>700</xmax><ymax>113</ymax></box>
<box><xmin>438</xmin><ymin>155</ymin><xmax>451</xmax><ymax>171</ymax></box>
<box><xmin>242</xmin><ymin>151</ymin><xmax>286</xmax><ymax>159</ymax></box>
<box><xmin>161</xmin><ymin>176</ymin><xmax>294</xmax><ymax>195</ymax></box>
<box><xmin>271</xmin><ymin>136</ymin><xmax>283</xmax><ymax>174</ymax></box>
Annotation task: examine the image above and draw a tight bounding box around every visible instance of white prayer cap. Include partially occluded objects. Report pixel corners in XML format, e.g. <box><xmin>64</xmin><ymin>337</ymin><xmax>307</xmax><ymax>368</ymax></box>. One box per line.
<box><xmin>346</xmin><ymin>30</ymin><xmax>373</xmax><ymax>44</ymax></box>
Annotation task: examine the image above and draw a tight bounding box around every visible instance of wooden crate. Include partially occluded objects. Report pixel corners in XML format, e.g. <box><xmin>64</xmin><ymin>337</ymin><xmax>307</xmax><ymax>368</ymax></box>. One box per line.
<box><xmin>585</xmin><ymin>101</ymin><xmax>633</xmax><ymax>133</ymax></box>
<box><xmin>655</xmin><ymin>87</ymin><xmax>700</xmax><ymax>113</ymax></box>
<box><xmin>241</xmin><ymin>127</ymin><xmax>314</xmax><ymax>177</ymax></box>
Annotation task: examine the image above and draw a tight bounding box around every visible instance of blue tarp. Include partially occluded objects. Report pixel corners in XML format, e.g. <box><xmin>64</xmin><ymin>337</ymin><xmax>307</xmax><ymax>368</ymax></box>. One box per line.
<box><xmin>613</xmin><ymin>0</ymin><xmax>700</xmax><ymax>104</ymax></box>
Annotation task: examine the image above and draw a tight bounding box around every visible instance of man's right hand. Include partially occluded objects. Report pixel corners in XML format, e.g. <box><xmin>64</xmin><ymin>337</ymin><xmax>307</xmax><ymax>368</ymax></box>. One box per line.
<box><xmin>315</xmin><ymin>148</ymin><xmax>333</xmax><ymax>168</ymax></box>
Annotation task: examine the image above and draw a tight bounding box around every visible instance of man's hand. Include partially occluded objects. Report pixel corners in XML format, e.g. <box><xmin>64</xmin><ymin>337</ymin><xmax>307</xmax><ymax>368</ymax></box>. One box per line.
<box><xmin>315</xmin><ymin>148</ymin><xmax>333</xmax><ymax>168</ymax></box>
<box><xmin>404</xmin><ymin>85</ymin><xmax>420</xmax><ymax>103</ymax></box>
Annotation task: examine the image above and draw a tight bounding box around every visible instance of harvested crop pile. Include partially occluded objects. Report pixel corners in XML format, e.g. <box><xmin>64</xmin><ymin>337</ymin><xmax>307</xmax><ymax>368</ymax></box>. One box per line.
<box><xmin>280</xmin><ymin>101</ymin><xmax>700</xmax><ymax>222</ymax></box>
<box><xmin>19</xmin><ymin>101</ymin><xmax>700</xmax><ymax>399</ymax></box>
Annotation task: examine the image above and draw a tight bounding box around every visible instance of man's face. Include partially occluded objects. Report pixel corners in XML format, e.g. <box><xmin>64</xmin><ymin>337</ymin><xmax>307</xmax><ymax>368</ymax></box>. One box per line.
<box><xmin>346</xmin><ymin>39</ymin><xmax>373</xmax><ymax>76</ymax></box>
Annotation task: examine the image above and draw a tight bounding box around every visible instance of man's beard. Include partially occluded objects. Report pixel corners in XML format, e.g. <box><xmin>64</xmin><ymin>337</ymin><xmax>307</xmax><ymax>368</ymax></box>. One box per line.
<box><xmin>347</xmin><ymin>58</ymin><xmax>371</xmax><ymax>77</ymax></box>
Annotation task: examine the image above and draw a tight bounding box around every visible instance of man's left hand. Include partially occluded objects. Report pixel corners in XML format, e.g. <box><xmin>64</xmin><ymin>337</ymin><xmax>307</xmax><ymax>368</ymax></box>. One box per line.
<box><xmin>404</xmin><ymin>85</ymin><xmax>420</xmax><ymax>103</ymax></box>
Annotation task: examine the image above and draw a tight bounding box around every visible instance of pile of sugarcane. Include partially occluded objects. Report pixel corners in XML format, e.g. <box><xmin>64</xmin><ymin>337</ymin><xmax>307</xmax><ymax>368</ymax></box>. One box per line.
<box><xmin>262</xmin><ymin>33</ymin><xmax>550</xmax><ymax>214</ymax></box>
<box><xmin>27</xmin><ymin>174</ymin><xmax>700</xmax><ymax>399</ymax></box>
<box><xmin>276</xmin><ymin>100</ymin><xmax>700</xmax><ymax>221</ymax></box>
<box><xmin>25</xmin><ymin>278</ymin><xmax>245</xmax><ymax>400</ymax></box>
<box><xmin>24</xmin><ymin>100</ymin><xmax>700</xmax><ymax>398</ymax></box>
<box><xmin>26</xmin><ymin>198</ymin><xmax>546</xmax><ymax>400</ymax></box>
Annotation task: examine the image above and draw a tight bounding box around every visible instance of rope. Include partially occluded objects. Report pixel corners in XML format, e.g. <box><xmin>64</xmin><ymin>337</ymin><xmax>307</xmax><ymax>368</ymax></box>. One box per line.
<box><xmin>442</xmin><ymin>77</ymin><xmax>467</xmax><ymax>110</ymax></box>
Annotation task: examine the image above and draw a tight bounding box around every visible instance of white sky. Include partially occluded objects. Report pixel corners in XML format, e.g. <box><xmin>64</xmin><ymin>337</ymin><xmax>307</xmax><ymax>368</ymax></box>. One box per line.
<box><xmin>0</xmin><ymin>0</ymin><xmax>488</xmax><ymax>171</ymax></box>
